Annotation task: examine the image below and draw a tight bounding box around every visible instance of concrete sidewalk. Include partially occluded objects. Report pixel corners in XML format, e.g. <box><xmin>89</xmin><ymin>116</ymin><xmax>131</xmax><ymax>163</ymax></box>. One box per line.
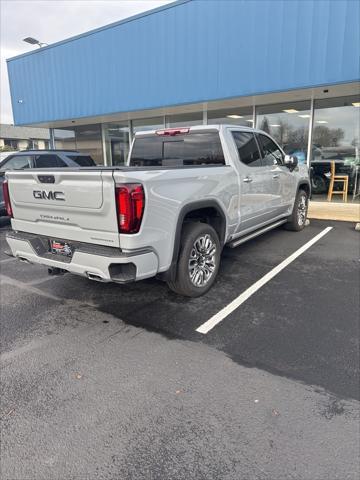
<box><xmin>308</xmin><ymin>201</ymin><xmax>360</xmax><ymax>222</ymax></box>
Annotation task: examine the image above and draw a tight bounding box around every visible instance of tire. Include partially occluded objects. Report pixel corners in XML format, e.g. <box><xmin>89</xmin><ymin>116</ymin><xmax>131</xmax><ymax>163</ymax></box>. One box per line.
<box><xmin>284</xmin><ymin>189</ymin><xmax>309</xmax><ymax>232</ymax></box>
<box><xmin>167</xmin><ymin>222</ymin><xmax>221</xmax><ymax>297</ymax></box>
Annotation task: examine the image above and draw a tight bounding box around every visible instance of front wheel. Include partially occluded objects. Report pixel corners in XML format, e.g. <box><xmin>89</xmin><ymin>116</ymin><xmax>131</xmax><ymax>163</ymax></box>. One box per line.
<box><xmin>284</xmin><ymin>189</ymin><xmax>309</xmax><ymax>231</ymax></box>
<box><xmin>167</xmin><ymin>222</ymin><xmax>221</xmax><ymax>297</ymax></box>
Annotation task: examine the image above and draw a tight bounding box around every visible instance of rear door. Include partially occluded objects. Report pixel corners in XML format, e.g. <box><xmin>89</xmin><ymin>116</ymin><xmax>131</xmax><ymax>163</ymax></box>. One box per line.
<box><xmin>7</xmin><ymin>169</ymin><xmax>120</xmax><ymax>247</ymax></box>
<box><xmin>231</xmin><ymin>131</ymin><xmax>276</xmax><ymax>231</ymax></box>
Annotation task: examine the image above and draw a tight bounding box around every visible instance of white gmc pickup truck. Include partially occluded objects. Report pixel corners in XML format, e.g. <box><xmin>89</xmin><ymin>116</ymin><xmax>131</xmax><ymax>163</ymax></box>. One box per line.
<box><xmin>4</xmin><ymin>125</ymin><xmax>310</xmax><ymax>297</ymax></box>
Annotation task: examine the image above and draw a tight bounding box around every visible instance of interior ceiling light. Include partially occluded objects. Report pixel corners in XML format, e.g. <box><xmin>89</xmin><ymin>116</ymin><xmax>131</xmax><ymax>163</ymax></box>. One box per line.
<box><xmin>227</xmin><ymin>114</ymin><xmax>243</xmax><ymax>119</ymax></box>
<box><xmin>316</xmin><ymin>120</ymin><xmax>328</xmax><ymax>124</ymax></box>
<box><xmin>298</xmin><ymin>114</ymin><xmax>310</xmax><ymax>118</ymax></box>
<box><xmin>352</xmin><ymin>102</ymin><xmax>360</xmax><ymax>107</ymax></box>
<box><xmin>283</xmin><ymin>109</ymin><xmax>298</xmax><ymax>113</ymax></box>
<box><xmin>270</xmin><ymin>124</ymin><xmax>281</xmax><ymax>127</ymax></box>
<box><xmin>246</xmin><ymin>119</ymin><xmax>254</xmax><ymax>122</ymax></box>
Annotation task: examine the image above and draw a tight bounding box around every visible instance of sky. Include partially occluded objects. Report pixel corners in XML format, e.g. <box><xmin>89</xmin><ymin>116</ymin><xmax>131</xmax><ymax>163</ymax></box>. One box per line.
<box><xmin>0</xmin><ymin>0</ymin><xmax>172</xmax><ymax>124</ymax></box>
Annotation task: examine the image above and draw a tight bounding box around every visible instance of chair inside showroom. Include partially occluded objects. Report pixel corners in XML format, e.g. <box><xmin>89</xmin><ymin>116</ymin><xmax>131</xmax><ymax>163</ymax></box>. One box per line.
<box><xmin>327</xmin><ymin>160</ymin><xmax>349</xmax><ymax>202</ymax></box>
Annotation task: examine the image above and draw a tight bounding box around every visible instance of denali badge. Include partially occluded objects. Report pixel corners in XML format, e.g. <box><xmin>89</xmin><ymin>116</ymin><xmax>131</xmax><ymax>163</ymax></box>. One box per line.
<box><xmin>33</xmin><ymin>190</ymin><xmax>65</xmax><ymax>201</ymax></box>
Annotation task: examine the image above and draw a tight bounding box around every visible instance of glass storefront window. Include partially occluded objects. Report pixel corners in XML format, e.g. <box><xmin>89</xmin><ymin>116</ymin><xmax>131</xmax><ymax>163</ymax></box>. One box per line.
<box><xmin>132</xmin><ymin>117</ymin><xmax>164</xmax><ymax>133</ymax></box>
<box><xmin>311</xmin><ymin>95</ymin><xmax>360</xmax><ymax>201</ymax></box>
<box><xmin>54</xmin><ymin>125</ymin><xmax>104</xmax><ymax>164</ymax></box>
<box><xmin>54</xmin><ymin>129</ymin><xmax>76</xmax><ymax>150</ymax></box>
<box><xmin>256</xmin><ymin>100</ymin><xmax>310</xmax><ymax>165</ymax></box>
<box><xmin>103</xmin><ymin>122</ymin><xmax>130</xmax><ymax>166</ymax></box>
<box><xmin>72</xmin><ymin>125</ymin><xmax>103</xmax><ymax>165</ymax></box>
<box><xmin>166</xmin><ymin>112</ymin><xmax>203</xmax><ymax>127</ymax></box>
<box><xmin>207</xmin><ymin>106</ymin><xmax>253</xmax><ymax>126</ymax></box>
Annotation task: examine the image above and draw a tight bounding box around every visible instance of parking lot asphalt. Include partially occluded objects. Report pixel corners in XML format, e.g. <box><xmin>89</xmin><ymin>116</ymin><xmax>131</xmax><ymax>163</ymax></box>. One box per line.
<box><xmin>1</xmin><ymin>218</ymin><xmax>359</xmax><ymax>480</ymax></box>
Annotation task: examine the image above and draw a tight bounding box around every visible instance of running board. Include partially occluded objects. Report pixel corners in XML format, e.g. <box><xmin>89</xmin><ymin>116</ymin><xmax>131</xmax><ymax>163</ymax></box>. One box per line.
<box><xmin>228</xmin><ymin>219</ymin><xmax>287</xmax><ymax>248</ymax></box>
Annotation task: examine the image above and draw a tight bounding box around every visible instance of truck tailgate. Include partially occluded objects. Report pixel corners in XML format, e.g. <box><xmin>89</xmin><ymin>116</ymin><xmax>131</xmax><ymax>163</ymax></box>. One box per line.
<box><xmin>7</xmin><ymin>170</ymin><xmax>120</xmax><ymax>247</ymax></box>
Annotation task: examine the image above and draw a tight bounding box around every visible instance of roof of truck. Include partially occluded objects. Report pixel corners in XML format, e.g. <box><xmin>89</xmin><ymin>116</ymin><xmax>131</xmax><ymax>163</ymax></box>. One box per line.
<box><xmin>135</xmin><ymin>123</ymin><xmax>266</xmax><ymax>137</ymax></box>
<box><xmin>134</xmin><ymin>124</ymin><xmax>264</xmax><ymax>136</ymax></box>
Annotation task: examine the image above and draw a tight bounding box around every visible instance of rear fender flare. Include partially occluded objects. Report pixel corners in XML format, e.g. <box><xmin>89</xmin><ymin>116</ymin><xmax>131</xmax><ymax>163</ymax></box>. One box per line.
<box><xmin>159</xmin><ymin>199</ymin><xmax>227</xmax><ymax>282</ymax></box>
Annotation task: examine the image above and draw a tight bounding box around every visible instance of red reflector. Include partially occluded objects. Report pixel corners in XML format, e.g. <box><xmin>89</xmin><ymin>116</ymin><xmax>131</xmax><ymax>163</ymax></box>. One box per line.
<box><xmin>155</xmin><ymin>127</ymin><xmax>190</xmax><ymax>136</ymax></box>
<box><xmin>115</xmin><ymin>184</ymin><xmax>145</xmax><ymax>234</ymax></box>
<box><xmin>2</xmin><ymin>180</ymin><xmax>13</xmax><ymax>217</ymax></box>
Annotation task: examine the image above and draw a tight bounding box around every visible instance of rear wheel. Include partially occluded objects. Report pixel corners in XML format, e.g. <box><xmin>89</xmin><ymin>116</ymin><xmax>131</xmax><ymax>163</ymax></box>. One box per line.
<box><xmin>167</xmin><ymin>222</ymin><xmax>221</xmax><ymax>297</ymax></box>
<box><xmin>284</xmin><ymin>189</ymin><xmax>309</xmax><ymax>231</ymax></box>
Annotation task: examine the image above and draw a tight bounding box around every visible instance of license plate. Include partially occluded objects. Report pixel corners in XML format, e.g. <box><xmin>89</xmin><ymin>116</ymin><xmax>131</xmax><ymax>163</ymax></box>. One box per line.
<box><xmin>50</xmin><ymin>239</ymin><xmax>73</xmax><ymax>257</ymax></box>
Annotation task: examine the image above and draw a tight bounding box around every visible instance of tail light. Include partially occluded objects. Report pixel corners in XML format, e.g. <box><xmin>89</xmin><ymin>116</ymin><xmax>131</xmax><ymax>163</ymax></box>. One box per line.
<box><xmin>115</xmin><ymin>184</ymin><xmax>145</xmax><ymax>234</ymax></box>
<box><xmin>2</xmin><ymin>180</ymin><xmax>13</xmax><ymax>217</ymax></box>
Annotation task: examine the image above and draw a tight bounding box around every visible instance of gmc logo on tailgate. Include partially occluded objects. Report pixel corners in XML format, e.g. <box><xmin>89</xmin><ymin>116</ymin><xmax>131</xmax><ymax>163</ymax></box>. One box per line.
<box><xmin>33</xmin><ymin>190</ymin><xmax>65</xmax><ymax>201</ymax></box>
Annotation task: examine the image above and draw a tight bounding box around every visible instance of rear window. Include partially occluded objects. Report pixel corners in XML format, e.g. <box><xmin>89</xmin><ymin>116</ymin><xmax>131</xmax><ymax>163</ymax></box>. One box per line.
<box><xmin>68</xmin><ymin>155</ymin><xmax>96</xmax><ymax>167</ymax></box>
<box><xmin>33</xmin><ymin>154</ymin><xmax>66</xmax><ymax>168</ymax></box>
<box><xmin>130</xmin><ymin>132</ymin><xmax>225</xmax><ymax>167</ymax></box>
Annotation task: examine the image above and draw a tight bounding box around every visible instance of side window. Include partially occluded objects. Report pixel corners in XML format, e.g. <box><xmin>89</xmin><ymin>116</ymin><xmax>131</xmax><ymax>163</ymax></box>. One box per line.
<box><xmin>2</xmin><ymin>155</ymin><xmax>32</xmax><ymax>170</ymax></box>
<box><xmin>33</xmin><ymin>154</ymin><xmax>65</xmax><ymax>168</ymax></box>
<box><xmin>232</xmin><ymin>131</ymin><xmax>262</xmax><ymax>167</ymax></box>
<box><xmin>257</xmin><ymin>134</ymin><xmax>284</xmax><ymax>166</ymax></box>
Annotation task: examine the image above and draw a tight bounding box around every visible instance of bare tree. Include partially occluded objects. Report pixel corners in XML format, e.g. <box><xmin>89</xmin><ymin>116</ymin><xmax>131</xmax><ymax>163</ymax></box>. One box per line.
<box><xmin>313</xmin><ymin>126</ymin><xmax>345</xmax><ymax>147</ymax></box>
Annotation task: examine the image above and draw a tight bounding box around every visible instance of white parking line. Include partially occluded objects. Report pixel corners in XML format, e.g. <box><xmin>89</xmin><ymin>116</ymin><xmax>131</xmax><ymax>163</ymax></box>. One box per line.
<box><xmin>196</xmin><ymin>226</ymin><xmax>333</xmax><ymax>335</ymax></box>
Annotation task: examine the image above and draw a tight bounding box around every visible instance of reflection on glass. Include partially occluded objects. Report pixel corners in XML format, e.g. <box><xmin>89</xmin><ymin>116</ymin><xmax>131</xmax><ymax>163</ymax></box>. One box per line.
<box><xmin>54</xmin><ymin>125</ymin><xmax>103</xmax><ymax>164</ymax></box>
<box><xmin>132</xmin><ymin>117</ymin><xmax>164</xmax><ymax>133</ymax></box>
<box><xmin>103</xmin><ymin>122</ymin><xmax>130</xmax><ymax>166</ymax></box>
<box><xmin>167</xmin><ymin>112</ymin><xmax>203</xmax><ymax>127</ymax></box>
<box><xmin>207</xmin><ymin>106</ymin><xmax>253</xmax><ymax>126</ymax></box>
<box><xmin>54</xmin><ymin>129</ymin><xmax>76</xmax><ymax>150</ymax></box>
<box><xmin>311</xmin><ymin>95</ymin><xmax>360</xmax><ymax>201</ymax></box>
<box><xmin>256</xmin><ymin>100</ymin><xmax>310</xmax><ymax>165</ymax></box>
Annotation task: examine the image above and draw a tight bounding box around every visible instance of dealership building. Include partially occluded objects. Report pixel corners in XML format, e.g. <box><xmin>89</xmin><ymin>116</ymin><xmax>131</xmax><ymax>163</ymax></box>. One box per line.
<box><xmin>6</xmin><ymin>0</ymin><xmax>360</xmax><ymax>202</ymax></box>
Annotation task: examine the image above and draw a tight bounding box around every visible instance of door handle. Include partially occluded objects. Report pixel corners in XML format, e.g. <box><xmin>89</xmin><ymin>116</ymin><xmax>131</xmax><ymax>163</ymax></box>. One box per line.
<box><xmin>243</xmin><ymin>176</ymin><xmax>253</xmax><ymax>183</ymax></box>
<box><xmin>272</xmin><ymin>174</ymin><xmax>280</xmax><ymax>179</ymax></box>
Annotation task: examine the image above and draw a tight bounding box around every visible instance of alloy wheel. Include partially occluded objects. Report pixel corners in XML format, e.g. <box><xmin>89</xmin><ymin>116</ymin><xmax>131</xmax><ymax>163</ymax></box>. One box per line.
<box><xmin>297</xmin><ymin>195</ymin><xmax>307</xmax><ymax>226</ymax></box>
<box><xmin>188</xmin><ymin>234</ymin><xmax>217</xmax><ymax>287</ymax></box>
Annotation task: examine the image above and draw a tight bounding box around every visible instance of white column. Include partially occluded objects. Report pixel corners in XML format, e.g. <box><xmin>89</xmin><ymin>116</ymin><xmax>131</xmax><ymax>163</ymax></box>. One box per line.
<box><xmin>100</xmin><ymin>124</ymin><xmax>108</xmax><ymax>166</ymax></box>
<box><xmin>49</xmin><ymin>128</ymin><xmax>55</xmax><ymax>149</ymax></box>
<box><xmin>306</xmin><ymin>97</ymin><xmax>315</xmax><ymax>168</ymax></box>
<box><xmin>203</xmin><ymin>107</ymin><xmax>208</xmax><ymax>125</ymax></box>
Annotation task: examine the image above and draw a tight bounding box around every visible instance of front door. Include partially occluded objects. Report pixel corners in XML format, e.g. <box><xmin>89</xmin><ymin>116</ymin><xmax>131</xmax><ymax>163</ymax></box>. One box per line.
<box><xmin>256</xmin><ymin>133</ymin><xmax>295</xmax><ymax>215</ymax></box>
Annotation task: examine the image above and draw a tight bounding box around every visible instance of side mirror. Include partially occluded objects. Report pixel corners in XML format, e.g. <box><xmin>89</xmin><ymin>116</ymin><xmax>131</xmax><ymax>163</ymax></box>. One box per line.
<box><xmin>284</xmin><ymin>154</ymin><xmax>298</xmax><ymax>171</ymax></box>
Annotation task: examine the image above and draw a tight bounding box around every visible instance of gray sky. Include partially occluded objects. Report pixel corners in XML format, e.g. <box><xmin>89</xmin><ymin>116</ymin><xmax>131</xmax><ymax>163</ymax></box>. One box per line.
<box><xmin>0</xmin><ymin>0</ymin><xmax>172</xmax><ymax>124</ymax></box>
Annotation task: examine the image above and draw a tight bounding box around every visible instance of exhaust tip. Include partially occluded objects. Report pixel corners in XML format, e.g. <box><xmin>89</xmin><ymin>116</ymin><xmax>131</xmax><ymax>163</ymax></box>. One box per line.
<box><xmin>86</xmin><ymin>272</ymin><xmax>105</xmax><ymax>282</ymax></box>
